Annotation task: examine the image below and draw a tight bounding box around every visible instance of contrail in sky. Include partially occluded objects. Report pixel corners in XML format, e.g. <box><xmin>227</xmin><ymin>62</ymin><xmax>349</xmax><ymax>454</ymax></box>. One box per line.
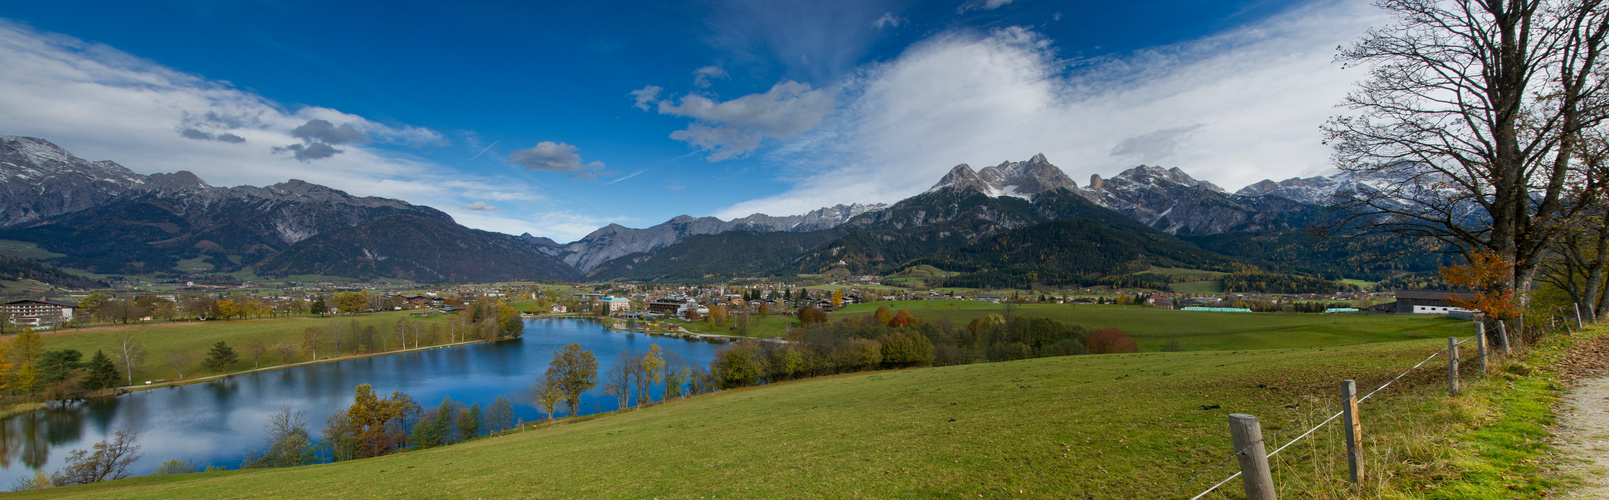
<box><xmin>453</xmin><ymin>140</ymin><xmax>499</xmax><ymax>167</ymax></box>
<box><xmin>605</xmin><ymin>169</ymin><xmax>646</xmax><ymax>185</ymax></box>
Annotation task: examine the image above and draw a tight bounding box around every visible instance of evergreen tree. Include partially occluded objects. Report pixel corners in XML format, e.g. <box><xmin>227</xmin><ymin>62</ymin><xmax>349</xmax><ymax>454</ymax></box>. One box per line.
<box><xmin>35</xmin><ymin>349</ymin><xmax>84</xmax><ymax>390</ymax></box>
<box><xmin>202</xmin><ymin>341</ymin><xmax>239</xmax><ymax>373</ymax></box>
<box><xmin>85</xmin><ymin>350</ymin><xmax>121</xmax><ymax>391</ymax></box>
<box><xmin>309</xmin><ymin>296</ymin><xmax>326</xmax><ymax>315</ymax></box>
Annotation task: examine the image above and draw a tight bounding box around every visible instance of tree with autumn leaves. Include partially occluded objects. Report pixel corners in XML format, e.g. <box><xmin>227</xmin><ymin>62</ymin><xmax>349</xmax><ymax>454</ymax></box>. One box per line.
<box><xmin>1440</xmin><ymin>250</ymin><xmax>1522</xmax><ymax>321</ymax></box>
<box><xmin>323</xmin><ymin>384</ymin><xmax>421</xmax><ymax>461</ymax></box>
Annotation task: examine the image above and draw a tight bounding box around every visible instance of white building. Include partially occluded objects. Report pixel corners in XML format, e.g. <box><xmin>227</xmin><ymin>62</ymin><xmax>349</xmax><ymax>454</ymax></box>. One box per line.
<box><xmin>599</xmin><ymin>297</ymin><xmax>631</xmax><ymax>314</ymax></box>
<box><xmin>2</xmin><ymin>299</ymin><xmax>78</xmax><ymax>327</ymax></box>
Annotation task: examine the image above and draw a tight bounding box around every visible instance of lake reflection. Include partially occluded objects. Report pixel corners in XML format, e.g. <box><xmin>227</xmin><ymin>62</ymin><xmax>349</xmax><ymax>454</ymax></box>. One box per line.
<box><xmin>0</xmin><ymin>319</ymin><xmax>725</xmax><ymax>484</ymax></box>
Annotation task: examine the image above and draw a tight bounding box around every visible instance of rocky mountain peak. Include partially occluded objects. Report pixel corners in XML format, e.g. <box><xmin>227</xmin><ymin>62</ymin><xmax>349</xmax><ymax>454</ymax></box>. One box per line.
<box><xmin>145</xmin><ymin>171</ymin><xmax>210</xmax><ymax>193</ymax></box>
<box><xmin>927</xmin><ymin>164</ymin><xmax>987</xmax><ymax>193</ymax></box>
<box><xmin>2</xmin><ymin>136</ymin><xmax>153</xmax><ymax>227</ymax></box>
<box><xmin>927</xmin><ymin>155</ymin><xmax>1079</xmax><ymax>199</ymax></box>
<box><xmin>1106</xmin><ymin>164</ymin><xmax>1224</xmax><ymax>193</ymax></box>
<box><xmin>1234</xmin><ymin>175</ymin><xmax>1342</xmax><ymax>205</ymax></box>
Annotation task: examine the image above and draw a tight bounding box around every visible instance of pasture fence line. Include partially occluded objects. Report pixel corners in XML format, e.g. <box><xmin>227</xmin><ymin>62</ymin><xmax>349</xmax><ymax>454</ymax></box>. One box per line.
<box><xmin>1169</xmin><ymin>330</ymin><xmax>1487</xmax><ymax>499</ymax></box>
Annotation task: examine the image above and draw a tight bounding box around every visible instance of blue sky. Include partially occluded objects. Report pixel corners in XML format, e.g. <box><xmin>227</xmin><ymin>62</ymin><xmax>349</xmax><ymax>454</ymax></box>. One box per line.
<box><xmin>0</xmin><ymin>0</ymin><xmax>1381</xmax><ymax>242</ymax></box>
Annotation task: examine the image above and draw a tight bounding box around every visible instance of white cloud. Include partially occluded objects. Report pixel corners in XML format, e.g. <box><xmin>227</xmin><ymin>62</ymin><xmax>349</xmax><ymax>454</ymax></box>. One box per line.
<box><xmin>461</xmin><ymin>201</ymin><xmax>499</xmax><ymax>211</ymax></box>
<box><xmin>692</xmin><ymin>66</ymin><xmax>728</xmax><ymax>87</ymax></box>
<box><xmin>506</xmin><ymin>141</ymin><xmax>608</xmax><ymax>179</ymax></box>
<box><xmin>652</xmin><ymin>81</ymin><xmax>836</xmax><ymax>161</ymax></box>
<box><xmin>874</xmin><ymin>12</ymin><xmax>905</xmax><ymax>29</ymax></box>
<box><xmin>717</xmin><ymin>1</ymin><xmax>1383</xmax><ymax>218</ymax></box>
<box><xmin>0</xmin><ymin>19</ymin><xmax>545</xmax><ymax>237</ymax></box>
<box><xmin>956</xmin><ymin>0</ymin><xmax>1016</xmax><ymax>14</ymax></box>
<box><xmin>629</xmin><ymin>85</ymin><xmax>661</xmax><ymax>111</ymax></box>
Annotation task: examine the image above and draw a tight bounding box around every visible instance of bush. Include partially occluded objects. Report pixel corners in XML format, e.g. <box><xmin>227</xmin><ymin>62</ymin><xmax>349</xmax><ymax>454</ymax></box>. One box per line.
<box><xmin>1086</xmin><ymin>328</ymin><xmax>1138</xmax><ymax>354</ymax></box>
<box><xmin>152</xmin><ymin>459</ymin><xmax>202</xmax><ymax>475</ymax></box>
<box><xmin>711</xmin><ymin>343</ymin><xmax>765</xmax><ymax>389</ymax></box>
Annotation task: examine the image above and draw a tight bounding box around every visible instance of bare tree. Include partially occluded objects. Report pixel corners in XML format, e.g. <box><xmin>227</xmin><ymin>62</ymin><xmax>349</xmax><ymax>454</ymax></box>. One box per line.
<box><xmin>1324</xmin><ymin>0</ymin><xmax>1609</xmax><ymax>299</ymax></box>
<box><xmin>52</xmin><ymin>429</ymin><xmax>141</xmax><ymax>485</ymax></box>
<box><xmin>247</xmin><ymin>339</ymin><xmax>269</xmax><ymax>370</ymax></box>
<box><xmin>603</xmin><ymin>349</ymin><xmax>636</xmax><ymax>410</ymax></box>
<box><xmin>272</xmin><ymin>342</ymin><xmax>298</xmax><ymax>365</ymax></box>
<box><xmin>114</xmin><ymin>333</ymin><xmax>147</xmax><ymax>386</ymax></box>
<box><xmin>1541</xmin><ymin>147</ymin><xmax>1609</xmax><ymax>317</ymax></box>
<box><xmin>166</xmin><ymin>350</ymin><xmax>193</xmax><ymax>380</ymax></box>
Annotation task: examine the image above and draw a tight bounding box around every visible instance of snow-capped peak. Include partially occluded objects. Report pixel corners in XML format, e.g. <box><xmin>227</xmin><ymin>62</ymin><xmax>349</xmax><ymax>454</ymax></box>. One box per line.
<box><xmin>927</xmin><ymin>154</ymin><xmax>1078</xmax><ymax>199</ymax></box>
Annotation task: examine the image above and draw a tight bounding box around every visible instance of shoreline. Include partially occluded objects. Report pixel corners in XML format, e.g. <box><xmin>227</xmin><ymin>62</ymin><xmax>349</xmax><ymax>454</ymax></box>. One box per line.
<box><xmin>120</xmin><ymin>335</ymin><xmax>517</xmax><ymax>393</ymax></box>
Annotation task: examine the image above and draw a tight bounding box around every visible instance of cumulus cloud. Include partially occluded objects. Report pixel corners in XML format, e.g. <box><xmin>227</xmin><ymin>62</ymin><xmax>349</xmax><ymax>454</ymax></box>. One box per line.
<box><xmin>629</xmin><ymin>86</ymin><xmax>661</xmax><ymax>111</ymax></box>
<box><xmin>692</xmin><ymin>66</ymin><xmax>728</xmax><ymax>87</ymax></box>
<box><xmin>650</xmin><ymin>81</ymin><xmax>836</xmax><ymax>161</ymax></box>
<box><xmin>716</xmin><ymin>2</ymin><xmax>1382</xmax><ymax>218</ymax></box>
<box><xmin>874</xmin><ymin>12</ymin><xmax>906</xmax><ymax>29</ymax></box>
<box><xmin>956</xmin><ymin>0</ymin><xmax>1016</xmax><ymax>14</ymax></box>
<box><xmin>507</xmin><ymin>141</ymin><xmax>608</xmax><ymax>178</ymax></box>
<box><xmin>460</xmin><ymin>201</ymin><xmax>499</xmax><ymax>211</ymax></box>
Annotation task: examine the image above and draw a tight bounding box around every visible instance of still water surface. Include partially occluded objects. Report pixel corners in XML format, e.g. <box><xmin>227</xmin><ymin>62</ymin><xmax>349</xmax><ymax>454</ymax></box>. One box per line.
<box><xmin>0</xmin><ymin>319</ymin><xmax>725</xmax><ymax>484</ymax></box>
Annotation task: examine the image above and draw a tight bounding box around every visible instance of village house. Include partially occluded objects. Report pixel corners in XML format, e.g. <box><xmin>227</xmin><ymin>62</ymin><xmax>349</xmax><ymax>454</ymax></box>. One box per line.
<box><xmin>2</xmin><ymin>298</ymin><xmax>78</xmax><ymax>327</ymax></box>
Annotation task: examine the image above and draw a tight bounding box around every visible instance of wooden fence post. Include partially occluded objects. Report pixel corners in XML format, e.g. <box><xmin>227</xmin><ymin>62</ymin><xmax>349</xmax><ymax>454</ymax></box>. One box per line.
<box><xmin>1229</xmin><ymin>414</ymin><xmax>1277</xmax><ymax>500</ymax></box>
<box><xmin>1447</xmin><ymin>337</ymin><xmax>1459</xmax><ymax>396</ymax></box>
<box><xmin>1476</xmin><ymin>323</ymin><xmax>1488</xmax><ymax>376</ymax></box>
<box><xmin>1577</xmin><ymin>303</ymin><xmax>1587</xmax><ymax>328</ymax></box>
<box><xmin>1497</xmin><ymin>321</ymin><xmax>1512</xmax><ymax>356</ymax></box>
<box><xmin>1342</xmin><ymin>380</ymin><xmax>1364</xmax><ymax>484</ymax></box>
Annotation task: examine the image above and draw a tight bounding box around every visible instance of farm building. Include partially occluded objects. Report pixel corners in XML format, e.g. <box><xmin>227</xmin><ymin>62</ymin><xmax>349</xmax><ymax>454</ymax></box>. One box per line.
<box><xmin>1389</xmin><ymin>290</ymin><xmax>1479</xmax><ymax>315</ymax></box>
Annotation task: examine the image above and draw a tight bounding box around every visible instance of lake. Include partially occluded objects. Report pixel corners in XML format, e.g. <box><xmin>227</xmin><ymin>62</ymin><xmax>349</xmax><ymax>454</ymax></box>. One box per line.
<box><xmin>0</xmin><ymin>318</ymin><xmax>728</xmax><ymax>485</ymax></box>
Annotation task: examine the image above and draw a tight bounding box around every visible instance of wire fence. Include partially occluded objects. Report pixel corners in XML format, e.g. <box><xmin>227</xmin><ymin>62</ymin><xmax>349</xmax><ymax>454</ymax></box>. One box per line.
<box><xmin>1157</xmin><ymin>335</ymin><xmax>1480</xmax><ymax>499</ymax></box>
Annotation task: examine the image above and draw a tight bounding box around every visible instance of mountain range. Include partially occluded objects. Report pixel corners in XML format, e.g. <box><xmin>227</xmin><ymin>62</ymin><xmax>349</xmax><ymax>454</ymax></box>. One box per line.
<box><xmin>0</xmin><ymin>135</ymin><xmax>1417</xmax><ymax>285</ymax></box>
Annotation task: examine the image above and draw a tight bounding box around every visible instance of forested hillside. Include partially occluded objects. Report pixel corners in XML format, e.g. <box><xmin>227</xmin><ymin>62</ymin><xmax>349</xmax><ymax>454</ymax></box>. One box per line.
<box><xmin>913</xmin><ymin>218</ymin><xmax>1236</xmax><ymax>288</ymax></box>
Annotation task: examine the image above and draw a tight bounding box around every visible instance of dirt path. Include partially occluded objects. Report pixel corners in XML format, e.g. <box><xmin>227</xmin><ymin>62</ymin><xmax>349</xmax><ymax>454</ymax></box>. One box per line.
<box><xmin>1554</xmin><ymin>331</ymin><xmax>1609</xmax><ymax>498</ymax></box>
<box><xmin>1557</xmin><ymin>377</ymin><xmax>1609</xmax><ymax>498</ymax></box>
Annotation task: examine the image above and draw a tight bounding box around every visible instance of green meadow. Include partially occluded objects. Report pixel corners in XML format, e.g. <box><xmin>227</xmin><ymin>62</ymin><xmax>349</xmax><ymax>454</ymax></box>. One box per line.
<box><xmin>34</xmin><ymin>311</ymin><xmax>457</xmax><ymax>383</ymax></box>
<box><xmin>23</xmin><ymin>334</ymin><xmax>1535</xmax><ymax>499</ymax></box>
<box><xmin>835</xmin><ymin>301</ymin><xmax>1471</xmax><ymax>351</ymax></box>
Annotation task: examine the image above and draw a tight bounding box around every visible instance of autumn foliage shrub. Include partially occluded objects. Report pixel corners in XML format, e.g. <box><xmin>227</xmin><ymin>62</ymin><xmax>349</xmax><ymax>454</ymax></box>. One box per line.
<box><xmin>1086</xmin><ymin>328</ymin><xmax>1138</xmax><ymax>354</ymax></box>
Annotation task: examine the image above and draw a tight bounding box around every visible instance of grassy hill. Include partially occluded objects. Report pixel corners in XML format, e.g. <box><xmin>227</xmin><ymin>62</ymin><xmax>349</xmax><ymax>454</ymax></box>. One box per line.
<box><xmin>26</xmin><ymin>337</ymin><xmax>1490</xmax><ymax>498</ymax></box>
<box><xmin>910</xmin><ymin>218</ymin><xmax>1236</xmax><ymax>289</ymax></box>
<box><xmin>833</xmin><ymin>301</ymin><xmax>1469</xmax><ymax>351</ymax></box>
<box><xmin>0</xmin><ymin>254</ymin><xmax>105</xmax><ymax>290</ymax></box>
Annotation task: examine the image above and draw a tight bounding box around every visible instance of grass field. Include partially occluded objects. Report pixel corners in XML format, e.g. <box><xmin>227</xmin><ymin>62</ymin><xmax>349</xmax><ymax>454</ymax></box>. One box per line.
<box><xmin>172</xmin><ymin>257</ymin><xmax>214</xmax><ymax>272</ymax></box>
<box><xmin>33</xmin><ymin>311</ymin><xmax>457</xmax><ymax>383</ymax></box>
<box><xmin>834</xmin><ymin>301</ymin><xmax>1470</xmax><ymax>351</ymax></box>
<box><xmin>27</xmin><ymin>335</ymin><xmax>1514</xmax><ymax>498</ymax></box>
<box><xmin>0</xmin><ymin>278</ymin><xmax>57</xmax><ymax>295</ymax></box>
<box><xmin>0</xmin><ymin>240</ymin><xmax>66</xmax><ymax>260</ymax></box>
<box><xmin>675</xmin><ymin>314</ymin><xmax>798</xmax><ymax>339</ymax></box>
